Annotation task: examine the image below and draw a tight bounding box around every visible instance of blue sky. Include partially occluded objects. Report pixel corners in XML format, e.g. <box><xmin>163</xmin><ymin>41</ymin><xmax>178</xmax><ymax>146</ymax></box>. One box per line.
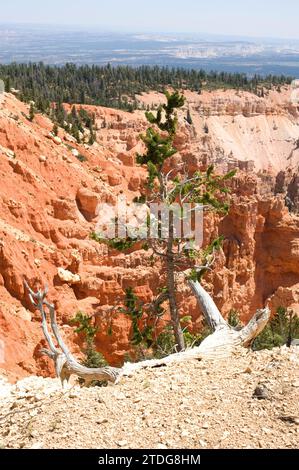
<box><xmin>1</xmin><ymin>0</ymin><xmax>299</xmax><ymax>39</ymax></box>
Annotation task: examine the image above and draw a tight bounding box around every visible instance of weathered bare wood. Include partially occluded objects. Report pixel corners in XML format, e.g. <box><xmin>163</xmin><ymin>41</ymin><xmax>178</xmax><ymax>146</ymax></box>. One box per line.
<box><xmin>119</xmin><ymin>278</ymin><xmax>270</xmax><ymax>377</ymax></box>
<box><xmin>187</xmin><ymin>278</ymin><xmax>270</xmax><ymax>356</ymax></box>
<box><xmin>189</xmin><ymin>279</ymin><xmax>228</xmax><ymax>331</ymax></box>
<box><xmin>120</xmin><ymin>306</ymin><xmax>270</xmax><ymax>378</ymax></box>
<box><xmin>239</xmin><ymin>308</ymin><xmax>272</xmax><ymax>347</ymax></box>
<box><xmin>24</xmin><ymin>279</ymin><xmax>270</xmax><ymax>387</ymax></box>
<box><xmin>24</xmin><ymin>281</ymin><xmax>121</xmax><ymax>386</ymax></box>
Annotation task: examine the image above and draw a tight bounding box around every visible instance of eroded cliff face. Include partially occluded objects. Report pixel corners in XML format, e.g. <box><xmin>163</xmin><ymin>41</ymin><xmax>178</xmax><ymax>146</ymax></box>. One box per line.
<box><xmin>0</xmin><ymin>89</ymin><xmax>299</xmax><ymax>382</ymax></box>
<box><xmin>137</xmin><ymin>87</ymin><xmax>299</xmax><ymax>173</ymax></box>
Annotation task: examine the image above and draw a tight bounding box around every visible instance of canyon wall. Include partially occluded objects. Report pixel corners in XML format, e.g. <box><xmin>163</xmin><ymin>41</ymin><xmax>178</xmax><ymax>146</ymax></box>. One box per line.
<box><xmin>0</xmin><ymin>88</ymin><xmax>299</xmax><ymax>381</ymax></box>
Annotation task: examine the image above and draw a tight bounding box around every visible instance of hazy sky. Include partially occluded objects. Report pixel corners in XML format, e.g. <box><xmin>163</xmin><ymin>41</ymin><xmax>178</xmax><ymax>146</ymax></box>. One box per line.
<box><xmin>1</xmin><ymin>0</ymin><xmax>299</xmax><ymax>39</ymax></box>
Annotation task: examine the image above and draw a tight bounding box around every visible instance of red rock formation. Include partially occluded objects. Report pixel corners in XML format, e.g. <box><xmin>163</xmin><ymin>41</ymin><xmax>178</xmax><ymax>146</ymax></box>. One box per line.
<box><xmin>0</xmin><ymin>90</ymin><xmax>298</xmax><ymax>382</ymax></box>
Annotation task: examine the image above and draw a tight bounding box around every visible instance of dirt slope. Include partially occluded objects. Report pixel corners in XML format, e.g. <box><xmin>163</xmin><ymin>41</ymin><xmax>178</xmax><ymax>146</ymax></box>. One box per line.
<box><xmin>0</xmin><ymin>346</ymin><xmax>298</xmax><ymax>449</ymax></box>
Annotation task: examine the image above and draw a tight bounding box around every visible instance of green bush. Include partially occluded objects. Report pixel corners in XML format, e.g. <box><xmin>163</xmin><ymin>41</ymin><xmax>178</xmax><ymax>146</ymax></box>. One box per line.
<box><xmin>153</xmin><ymin>323</ymin><xmax>211</xmax><ymax>359</ymax></box>
<box><xmin>90</xmin><ymin>232</ymin><xmax>137</xmax><ymax>251</ymax></box>
<box><xmin>253</xmin><ymin>307</ymin><xmax>299</xmax><ymax>351</ymax></box>
<box><xmin>228</xmin><ymin>309</ymin><xmax>242</xmax><ymax>328</ymax></box>
<box><xmin>75</xmin><ymin>153</ymin><xmax>88</xmax><ymax>163</ymax></box>
<box><xmin>121</xmin><ymin>287</ymin><xmax>212</xmax><ymax>360</ymax></box>
<box><xmin>70</xmin><ymin>312</ymin><xmax>108</xmax><ymax>386</ymax></box>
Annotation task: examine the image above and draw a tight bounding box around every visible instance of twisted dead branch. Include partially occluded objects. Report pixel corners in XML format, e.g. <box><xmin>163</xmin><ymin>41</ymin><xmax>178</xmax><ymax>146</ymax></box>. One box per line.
<box><xmin>24</xmin><ymin>281</ymin><xmax>120</xmax><ymax>386</ymax></box>
<box><xmin>24</xmin><ymin>279</ymin><xmax>270</xmax><ymax>386</ymax></box>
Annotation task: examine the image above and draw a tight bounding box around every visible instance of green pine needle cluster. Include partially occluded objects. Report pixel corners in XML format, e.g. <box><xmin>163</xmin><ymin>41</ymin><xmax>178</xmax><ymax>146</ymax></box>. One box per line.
<box><xmin>70</xmin><ymin>312</ymin><xmax>108</xmax><ymax>386</ymax></box>
<box><xmin>90</xmin><ymin>232</ymin><xmax>137</xmax><ymax>251</ymax></box>
<box><xmin>122</xmin><ymin>288</ymin><xmax>152</xmax><ymax>347</ymax></box>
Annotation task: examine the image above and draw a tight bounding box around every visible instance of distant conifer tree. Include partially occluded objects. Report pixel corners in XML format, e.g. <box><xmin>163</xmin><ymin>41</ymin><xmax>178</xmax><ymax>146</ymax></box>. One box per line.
<box><xmin>186</xmin><ymin>108</ymin><xmax>193</xmax><ymax>125</ymax></box>
<box><xmin>5</xmin><ymin>76</ymin><xmax>11</xmax><ymax>93</ymax></box>
<box><xmin>29</xmin><ymin>103</ymin><xmax>35</xmax><ymax>122</ymax></box>
<box><xmin>52</xmin><ymin>123</ymin><xmax>58</xmax><ymax>136</ymax></box>
<box><xmin>88</xmin><ymin>121</ymin><xmax>96</xmax><ymax>145</ymax></box>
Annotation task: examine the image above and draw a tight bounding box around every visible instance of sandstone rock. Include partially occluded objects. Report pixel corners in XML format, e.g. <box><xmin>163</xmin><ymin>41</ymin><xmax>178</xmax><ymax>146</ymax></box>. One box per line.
<box><xmin>108</xmin><ymin>174</ymin><xmax>122</xmax><ymax>186</ymax></box>
<box><xmin>253</xmin><ymin>384</ymin><xmax>270</xmax><ymax>400</ymax></box>
<box><xmin>52</xmin><ymin>136</ymin><xmax>62</xmax><ymax>145</ymax></box>
<box><xmin>117</xmin><ymin>152</ymin><xmax>135</xmax><ymax>167</ymax></box>
<box><xmin>155</xmin><ymin>443</ymin><xmax>168</xmax><ymax>449</ymax></box>
<box><xmin>52</xmin><ymin>198</ymin><xmax>82</xmax><ymax>221</ymax></box>
<box><xmin>128</xmin><ymin>176</ymin><xmax>140</xmax><ymax>191</ymax></box>
<box><xmin>96</xmin><ymin>418</ymin><xmax>109</xmax><ymax>425</ymax></box>
<box><xmin>117</xmin><ymin>440</ymin><xmax>128</xmax><ymax>447</ymax></box>
<box><xmin>57</xmin><ymin>268</ymin><xmax>81</xmax><ymax>285</ymax></box>
<box><xmin>16</xmin><ymin>308</ymin><xmax>32</xmax><ymax>322</ymax></box>
<box><xmin>71</xmin><ymin>148</ymin><xmax>79</xmax><ymax>157</ymax></box>
<box><xmin>68</xmin><ymin>391</ymin><xmax>80</xmax><ymax>399</ymax></box>
<box><xmin>76</xmin><ymin>188</ymin><xmax>99</xmax><ymax>221</ymax></box>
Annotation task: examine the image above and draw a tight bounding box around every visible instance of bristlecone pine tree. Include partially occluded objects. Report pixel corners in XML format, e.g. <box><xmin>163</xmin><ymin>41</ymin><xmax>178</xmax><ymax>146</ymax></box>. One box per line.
<box><xmin>133</xmin><ymin>91</ymin><xmax>237</xmax><ymax>350</ymax></box>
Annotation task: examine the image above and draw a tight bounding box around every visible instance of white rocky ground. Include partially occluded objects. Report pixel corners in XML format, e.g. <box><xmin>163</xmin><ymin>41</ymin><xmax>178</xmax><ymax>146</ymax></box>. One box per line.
<box><xmin>0</xmin><ymin>347</ymin><xmax>298</xmax><ymax>449</ymax></box>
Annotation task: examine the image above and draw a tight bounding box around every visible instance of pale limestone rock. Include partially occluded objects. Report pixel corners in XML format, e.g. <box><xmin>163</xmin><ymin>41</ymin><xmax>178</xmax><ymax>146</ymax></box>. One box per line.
<box><xmin>57</xmin><ymin>268</ymin><xmax>81</xmax><ymax>285</ymax></box>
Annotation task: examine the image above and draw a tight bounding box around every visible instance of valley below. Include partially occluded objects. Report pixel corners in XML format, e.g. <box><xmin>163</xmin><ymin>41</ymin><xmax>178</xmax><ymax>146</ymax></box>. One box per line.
<box><xmin>1</xmin><ymin>27</ymin><xmax>299</xmax><ymax>76</ymax></box>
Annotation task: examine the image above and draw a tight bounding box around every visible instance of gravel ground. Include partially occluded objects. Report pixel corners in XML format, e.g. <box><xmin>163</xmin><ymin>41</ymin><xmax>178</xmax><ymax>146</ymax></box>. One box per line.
<box><xmin>0</xmin><ymin>347</ymin><xmax>298</xmax><ymax>449</ymax></box>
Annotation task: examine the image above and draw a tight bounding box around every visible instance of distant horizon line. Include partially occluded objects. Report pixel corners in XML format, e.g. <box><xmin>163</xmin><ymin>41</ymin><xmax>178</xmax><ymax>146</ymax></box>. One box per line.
<box><xmin>1</xmin><ymin>21</ymin><xmax>299</xmax><ymax>43</ymax></box>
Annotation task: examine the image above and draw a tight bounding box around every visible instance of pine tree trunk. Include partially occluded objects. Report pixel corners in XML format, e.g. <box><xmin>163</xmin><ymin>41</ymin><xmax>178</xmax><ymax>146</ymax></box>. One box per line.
<box><xmin>166</xmin><ymin>211</ymin><xmax>185</xmax><ymax>351</ymax></box>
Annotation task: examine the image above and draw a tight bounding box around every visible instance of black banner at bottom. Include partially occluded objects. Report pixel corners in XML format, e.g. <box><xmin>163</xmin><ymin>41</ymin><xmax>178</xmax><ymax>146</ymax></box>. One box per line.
<box><xmin>0</xmin><ymin>449</ymin><xmax>297</xmax><ymax>466</ymax></box>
